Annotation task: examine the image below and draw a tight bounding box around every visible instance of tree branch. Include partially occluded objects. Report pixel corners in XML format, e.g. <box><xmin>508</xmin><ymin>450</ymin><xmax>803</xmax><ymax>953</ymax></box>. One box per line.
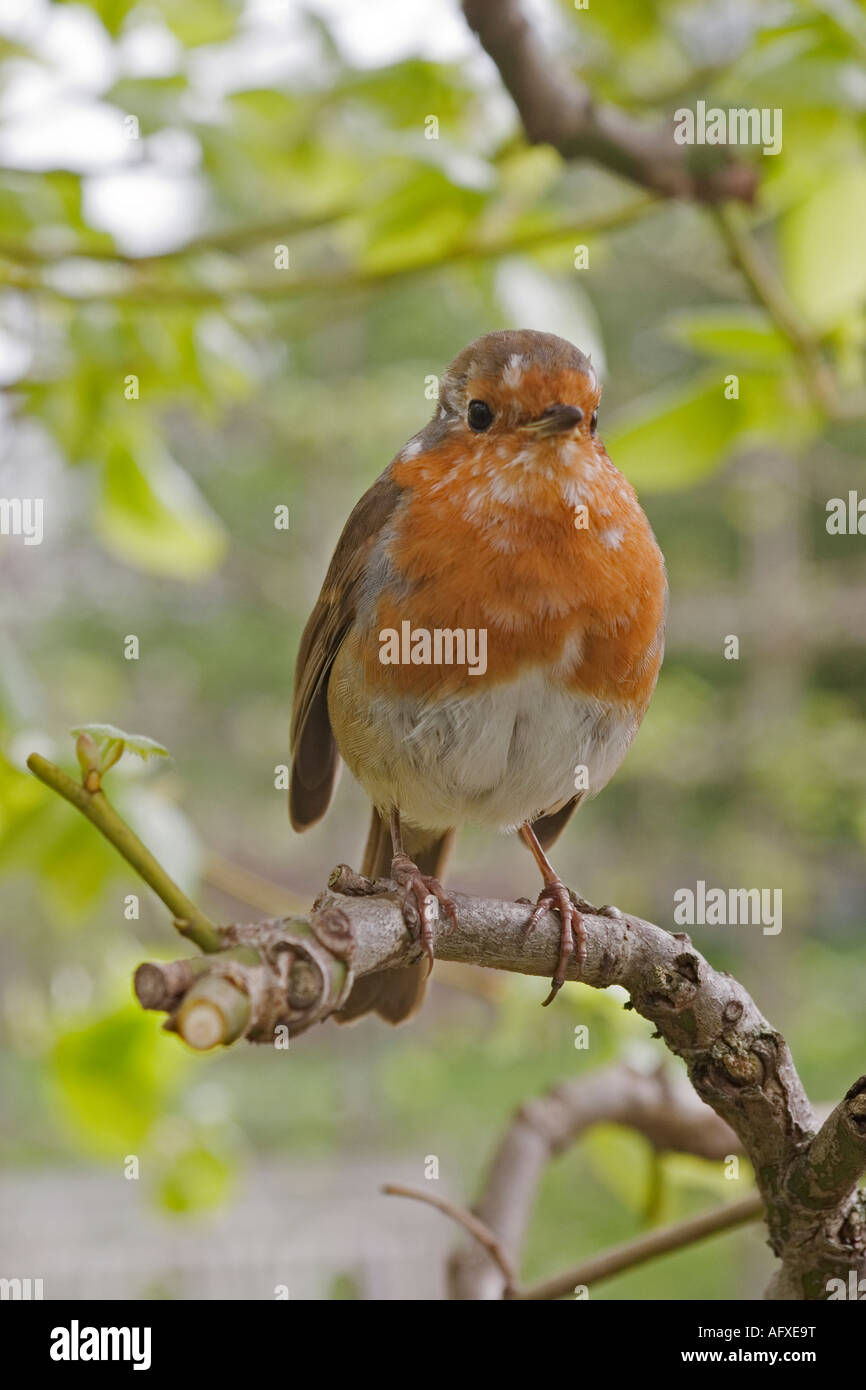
<box><xmin>131</xmin><ymin>877</ymin><xmax>866</xmax><ymax>1297</ymax></box>
<box><xmin>383</xmin><ymin>1184</ymin><xmax>519</xmax><ymax>1294</ymax></box>
<box><xmin>462</xmin><ymin>0</ymin><xmax>758</xmax><ymax>203</ymax></box>
<box><xmin>387</xmin><ymin>1170</ymin><xmax>760</xmax><ymax>1301</ymax></box>
<box><xmin>787</xmin><ymin>1078</ymin><xmax>866</xmax><ymax>1212</ymax></box>
<box><xmin>28</xmin><ymin>751</ymin><xmax>866</xmax><ymax>1298</ymax></box>
<box><xmin>0</xmin><ymin>200</ymin><xmax>655</xmax><ymax>308</ymax></box>
<box><xmin>448</xmin><ymin>1060</ymin><xmax>742</xmax><ymax>1298</ymax></box>
<box><xmin>712</xmin><ymin>204</ymin><xmax>846</xmax><ymax>419</ymax></box>
<box><xmin>393</xmin><ymin>1064</ymin><xmax>760</xmax><ymax>1299</ymax></box>
<box><xmin>0</xmin><ymin>206</ymin><xmax>354</xmax><ymax>268</ymax></box>
<box><xmin>518</xmin><ymin>1194</ymin><xmax>763</xmax><ymax>1301</ymax></box>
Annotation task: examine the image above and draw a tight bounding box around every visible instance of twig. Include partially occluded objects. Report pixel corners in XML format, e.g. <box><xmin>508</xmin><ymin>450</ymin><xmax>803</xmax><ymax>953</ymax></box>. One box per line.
<box><xmin>383</xmin><ymin>1184</ymin><xmax>519</xmax><ymax>1294</ymax></box>
<box><xmin>203</xmin><ymin>851</ymin><xmax>307</xmax><ymax>916</ymax></box>
<box><xmin>516</xmin><ymin>1194</ymin><xmax>764</xmax><ymax>1300</ymax></box>
<box><xmin>26</xmin><ymin>753</ymin><xmax>222</xmax><ymax>953</ymax></box>
<box><xmin>712</xmin><ymin>204</ymin><xmax>842</xmax><ymax>418</ymax></box>
<box><xmin>0</xmin><ymin>200</ymin><xmax>656</xmax><ymax>308</ymax></box>
<box><xmin>0</xmin><ymin>205</ymin><xmax>355</xmax><ymax>268</ymax></box>
<box><xmin>386</xmin><ymin>1168</ymin><xmax>761</xmax><ymax>1299</ymax></box>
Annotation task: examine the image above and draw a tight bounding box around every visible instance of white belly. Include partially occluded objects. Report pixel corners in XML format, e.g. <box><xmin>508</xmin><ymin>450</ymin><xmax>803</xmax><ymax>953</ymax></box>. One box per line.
<box><xmin>332</xmin><ymin>665</ymin><xmax>638</xmax><ymax>833</ymax></box>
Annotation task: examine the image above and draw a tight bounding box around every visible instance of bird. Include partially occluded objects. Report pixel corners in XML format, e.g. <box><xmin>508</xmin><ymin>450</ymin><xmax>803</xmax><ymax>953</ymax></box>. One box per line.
<box><xmin>290</xmin><ymin>329</ymin><xmax>667</xmax><ymax>1023</ymax></box>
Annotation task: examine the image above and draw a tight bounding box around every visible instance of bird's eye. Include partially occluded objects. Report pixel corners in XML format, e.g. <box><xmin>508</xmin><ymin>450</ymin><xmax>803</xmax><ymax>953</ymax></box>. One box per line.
<box><xmin>590</xmin><ymin>409</ymin><xmax>598</xmax><ymax>435</ymax></box>
<box><xmin>467</xmin><ymin>399</ymin><xmax>494</xmax><ymax>432</ymax></box>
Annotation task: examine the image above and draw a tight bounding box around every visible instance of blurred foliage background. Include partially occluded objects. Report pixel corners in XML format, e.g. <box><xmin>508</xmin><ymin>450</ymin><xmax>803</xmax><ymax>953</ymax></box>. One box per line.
<box><xmin>0</xmin><ymin>0</ymin><xmax>865</xmax><ymax>1299</ymax></box>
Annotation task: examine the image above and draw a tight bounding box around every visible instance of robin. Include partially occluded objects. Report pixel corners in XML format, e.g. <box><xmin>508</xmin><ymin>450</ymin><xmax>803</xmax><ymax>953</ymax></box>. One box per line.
<box><xmin>290</xmin><ymin>330</ymin><xmax>667</xmax><ymax>1022</ymax></box>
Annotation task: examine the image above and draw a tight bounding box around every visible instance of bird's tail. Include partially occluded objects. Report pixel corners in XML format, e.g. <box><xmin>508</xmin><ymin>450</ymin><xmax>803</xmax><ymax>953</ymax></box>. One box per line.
<box><xmin>334</xmin><ymin>809</ymin><xmax>455</xmax><ymax>1025</ymax></box>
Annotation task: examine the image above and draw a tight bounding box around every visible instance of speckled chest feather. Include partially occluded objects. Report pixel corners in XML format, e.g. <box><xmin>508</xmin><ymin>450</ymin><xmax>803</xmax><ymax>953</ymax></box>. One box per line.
<box><xmin>327</xmin><ymin>433</ymin><xmax>666</xmax><ymax>831</ymax></box>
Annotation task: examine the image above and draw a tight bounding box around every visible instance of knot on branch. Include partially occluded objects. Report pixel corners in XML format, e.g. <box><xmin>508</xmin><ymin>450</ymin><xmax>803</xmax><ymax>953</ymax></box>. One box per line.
<box><xmin>633</xmin><ymin>951</ymin><xmax>701</xmax><ymax>1039</ymax></box>
<box><xmin>843</xmin><ymin>1077</ymin><xmax>866</xmax><ymax>1134</ymax></box>
<box><xmin>222</xmin><ymin>914</ymin><xmax>357</xmax><ymax>1040</ymax></box>
<box><xmin>710</xmin><ymin>1037</ymin><xmax>767</xmax><ymax>1090</ymax></box>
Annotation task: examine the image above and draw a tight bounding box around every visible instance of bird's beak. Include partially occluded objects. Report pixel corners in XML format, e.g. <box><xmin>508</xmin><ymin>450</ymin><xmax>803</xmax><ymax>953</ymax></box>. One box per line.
<box><xmin>519</xmin><ymin>404</ymin><xmax>584</xmax><ymax>437</ymax></box>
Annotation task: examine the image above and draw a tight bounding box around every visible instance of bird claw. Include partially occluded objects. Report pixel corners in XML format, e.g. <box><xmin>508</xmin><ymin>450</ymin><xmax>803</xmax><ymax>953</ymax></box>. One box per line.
<box><xmin>391</xmin><ymin>853</ymin><xmax>457</xmax><ymax>975</ymax></box>
<box><xmin>524</xmin><ymin>879</ymin><xmax>587</xmax><ymax>1006</ymax></box>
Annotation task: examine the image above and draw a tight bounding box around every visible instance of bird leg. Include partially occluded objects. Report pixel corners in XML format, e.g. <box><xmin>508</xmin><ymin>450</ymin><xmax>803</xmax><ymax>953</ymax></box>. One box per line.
<box><xmin>519</xmin><ymin>822</ymin><xmax>588</xmax><ymax>1006</ymax></box>
<box><xmin>389</xmin><ymin>810</ymin><xmax>458</xmax><ymax>975</ymax></box>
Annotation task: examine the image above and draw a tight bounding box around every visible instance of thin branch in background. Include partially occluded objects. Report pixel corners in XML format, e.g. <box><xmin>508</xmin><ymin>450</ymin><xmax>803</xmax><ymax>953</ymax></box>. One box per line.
<box><xmin>203</xmin><ymin>851</ymin><xmax>308</xmax><ymax>917</ymax></box>
<box><xmin>0</xmin><ymin>198</ymin><xmax>657</xmax><ymax>307</ymax></box>
<box><xmin>712</xmin><ymin>204</ymin><xmax>842</xmax><ymax>418</ymax></box>
<box><xmin>385</xmin><ymin>1177</ymin><xmax>762</xmax><ymax>1300</ymax></box>
<box><xmin>382</xmin><ymin>1184</ymin><xmax>519</xmax><ymax>1295</ymax></box>
<box><xmin>448</xmin><ymin>1062</ymin><xmax>743</xmax><ymax>1298</ymax></box>
<box><xmin>516</xmin><ymin>1194</ymin><xmax>764</xmax><ymax>1301</ymax></box>
<box><xmin>0</xmin><ymin>205</ymin><xmax>357</xmax><ymax>268</ymax></box>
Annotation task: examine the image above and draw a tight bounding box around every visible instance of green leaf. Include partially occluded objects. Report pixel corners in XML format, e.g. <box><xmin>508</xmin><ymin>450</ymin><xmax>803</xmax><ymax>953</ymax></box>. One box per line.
<box><xmin>97</xmin><ymin>442</ymin><xmax>228</xmax><ymax>580</ymax></box>
<box><xmin>337</xmin><ymin>60</ymin><xmax>474</xmax><ymax>131</ymax></box>
<box><xmin>780</xmin><ymin>164</ymin><xmax>866</xmax><ymax>331</ymax></box>
<box><xmin>156</xmin><ymin>1144</ymin><xmax>233</xmax><ymax>1214</ymax></box>
<box><xmin>0</xmin><ymin>794</ymin><xmax>121</xmax><ymax>925</ymax></box>
<box><xmin>662</xmin><ymin>1152</ymin><xmax>749</xmax><ymax>1203</ymax></box>
<box><xmin>153</xmin><ymin>0</ymin><xmax>241</xmax><ymax>47</ymax></box>
<box><xmin>736</xmin><ymin>368</ymin><xmax>820</xmax><ymax>449</ymax></box>
<box><xmin>52</xmin><ymin>1007</ymin><xmax>187</xmax><ymax>1157</ymax></box>
<box><xmin>105</xmin><ymin>77</ymin><xmax>188</xmax><ymax>135</ymax></box>
<box><xmin>57</xmin><ymin>0</ymin><xmax>138</xmax><ymax>39</ymax></box>
<box><xmin>228</xmin><ymin>89</ymin><xmax>302</xmax><ymax>126</ymax></box>
<box><xmin>667</xmin><ymin>308</ymin><xmax>789</xmax><ymax>364</ymax></box>
<box><xmin>605</xmin><ymin>373</ymin><xmax>741</xmax><ymax>491</ymax></box>
<box><xmin>0</xmin><ymin>751</ymin><xmax>45</xmax><ymax>841</ymax></box>
<box><xmin>607</xmin><ymin>364</ymin><xmax>820</xmax><ymax>492</ymax></box>
<box><xmin>583</xmin><ymin>1124</ymin><xmax>653</xmax><ymax>1214</ymax></box>
<box><xmin>360</xmin><ymin>168</ymin><xmax>485</xmax><ymax>274</ymax></box>
<box><xmin>36</xmin><ymin>808</ymin><xmax>121</xmax><ymax>922</ymax></box>
<box><xmin>582</xmin><ymin>0</ymin><xmax>660</xmax><ymax>46</ymax></box>
<box><xmin>70</xmin><ymin>723</ymin><xmax>169</xmax><ymax>761</ymax></box>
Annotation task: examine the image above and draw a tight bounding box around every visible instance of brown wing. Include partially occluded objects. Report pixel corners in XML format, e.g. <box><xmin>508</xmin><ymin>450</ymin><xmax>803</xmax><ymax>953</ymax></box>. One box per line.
<box><xmin>289</xmin><ymin>469</ymin><xmax>403</xmax><ymax>832</ymax></box>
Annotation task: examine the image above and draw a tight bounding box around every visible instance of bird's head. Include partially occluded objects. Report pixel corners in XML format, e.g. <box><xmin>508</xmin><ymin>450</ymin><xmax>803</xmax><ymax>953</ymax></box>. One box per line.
<box><xmin>437</xmin><ymin>329</ymin><xmax>601</xmax><ymax>459</ymax></box>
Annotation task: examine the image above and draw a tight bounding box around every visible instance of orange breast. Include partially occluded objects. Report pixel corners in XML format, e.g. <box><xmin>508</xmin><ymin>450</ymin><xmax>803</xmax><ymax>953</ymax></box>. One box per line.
<box><xmin>360</xmin><ymin>435</ymin><xmax>667</xmax><ymax>712</ymax></box>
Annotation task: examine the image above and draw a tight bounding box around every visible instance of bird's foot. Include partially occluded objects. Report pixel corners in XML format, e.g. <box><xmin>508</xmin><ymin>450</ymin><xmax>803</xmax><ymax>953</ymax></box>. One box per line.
<box><xmin>524</xmin><ymin>879</ymin><xmax>587</xmax><ymax>1006</ymax></box>
<box><xmin>390</xmin><ymin>853</ymin><xmax>458</xmax><ymax>975</ymax></box>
